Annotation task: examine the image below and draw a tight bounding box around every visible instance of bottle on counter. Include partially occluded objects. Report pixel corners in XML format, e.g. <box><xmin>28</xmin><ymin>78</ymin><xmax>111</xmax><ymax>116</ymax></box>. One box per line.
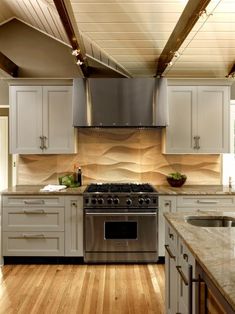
<box><xmin>73</xmin><ymin>164</ymin><xmax>82</xmax><ymax>186</ymax></box>
<box><xmin>77</xmin><ymin>167</ymin><xmax>82</xmax><ymax>186</ymax></box>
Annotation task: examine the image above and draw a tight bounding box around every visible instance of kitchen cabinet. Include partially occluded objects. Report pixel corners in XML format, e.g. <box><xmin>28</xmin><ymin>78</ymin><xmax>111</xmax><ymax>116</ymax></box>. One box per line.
<box><xmin>176</xmin><ymin>195</ymin><xmax>235</xmax><ymax>213</ymax></box>
<box><xmin>165</xmin><ymin>222</ymin><xmax>178</xmax><ymax>314</ymax></box>
<box><xmin>10</xmin><ymin>85</ymin><xmax>76</xmax><ymax>154</ymax></box>
<box><xmin>65</xmin><ymin>196</ymin><xmax>83</xmax><ymax>257</ymax></box>
<box><xmin>165</xmin><ymin>220</ymin><xmax>196</xmax><ymax>314</ymax></box>
<box><xmin>163</xmin><ymin>85</ymin><xmax>230</xmax><ymax>154</ymax></box>
<box><xmin>158</xmin><ymin>196</ymin><xmax>176</xmax><ymax>257</ymax></box>
<box><xmin>2</xmin><ymin>195</ymin><xmax>84</xmax><ymax>258</ymax></box>
<box><xmin>196</xmin><ymin>262</ymin><xmax>234</xmax><ymax>314</ymax></box>
<box><xmin>2</xmin><ymin>195</ymin><xmax>65</xmax><ymax>256</ymax></box>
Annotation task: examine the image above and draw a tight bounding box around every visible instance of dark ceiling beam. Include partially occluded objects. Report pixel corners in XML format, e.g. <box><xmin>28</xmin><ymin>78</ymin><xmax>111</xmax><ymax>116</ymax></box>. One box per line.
<box><xmin>227</xmin><ymin>63</ymin><xmax>235</xmax><ymax>78</ymax></box>
<box><xmin>53</xmin><ymin>0</ymin><xmax>90</xmax><ymax>77</ymax></box>
<box><xmin>156</xmin><ymin>0</ymin><xmax>211</xmax><ymax>77</ymax></box>
<box><xmin>0</xmin><ymin>52</ymin><xmax>18</xmax><ymax>77</ymax></box>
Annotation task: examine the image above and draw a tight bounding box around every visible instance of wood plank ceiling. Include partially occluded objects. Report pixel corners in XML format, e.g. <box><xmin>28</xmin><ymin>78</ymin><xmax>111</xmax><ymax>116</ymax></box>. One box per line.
<box><xmin>65</xmin><ymin>0</ymin><xmax>235</xmax><ymax>78</ymax></box>
<box><xmin>0</xmin><ymin>0</ymin><xmax>235</xmax><ymax>78</ymax></box>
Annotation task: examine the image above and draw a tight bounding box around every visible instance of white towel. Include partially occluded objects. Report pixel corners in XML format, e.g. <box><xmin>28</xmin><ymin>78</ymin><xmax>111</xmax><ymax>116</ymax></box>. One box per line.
<box><xmin>40</xmin><ymin>184</ymin><xmax>67</xmax><ymax>192</ymax></box>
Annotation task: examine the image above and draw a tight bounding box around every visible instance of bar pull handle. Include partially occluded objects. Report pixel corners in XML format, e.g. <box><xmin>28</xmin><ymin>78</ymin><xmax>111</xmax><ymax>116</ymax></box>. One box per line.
<box><xmin>23</xmin><ymin>209</ymin><xmax>46</xmax><ymax>214</ymax></box>
<box><xmin>188</xmin><ymin>265</ymin><xmax>199</xmax><ymax>314</ymax></box>
<box><xmin>164</xmin><ymin>245</ymin><xmax>175</xmax><ymax>260</ymax></box>
<box><xmin>176</xmin><ymin>266</ymin><xmax>189</xmax><ymax>286</ymax></box>
<box><xmin>40</xmin><ymin>136</ymin><xmax>44</xmax><ymax>150</ymax></box>
<box><xmin>197</xmin><ymin>200</ymin><xmax>218</xmax><ymax>204</ymax></box>
<box><xmin>193</xmin><ymin>136</ymin><xmax>200</xmax><ymax>150</ymax></box>
<box><xmin>22</xmin><ymin>233</ymin><xmax>45</xmax><ymax>238</ymax></box>
<box><xmin>24</xmin><ymin>200</ymin><xmax>45</xmax><ymax>205</ymax></box>
<box><xmin>43</xmin><ymin>136</ymin><xmax>47</xmax><ymax>149</ymax></box>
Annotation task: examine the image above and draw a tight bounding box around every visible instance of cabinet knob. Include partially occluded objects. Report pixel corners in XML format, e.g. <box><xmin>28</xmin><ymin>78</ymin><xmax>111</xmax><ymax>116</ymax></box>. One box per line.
<box><xmin>71</xmin><ymin>201</ymin><xmax>77</xmax><ymax>207</ymax></box>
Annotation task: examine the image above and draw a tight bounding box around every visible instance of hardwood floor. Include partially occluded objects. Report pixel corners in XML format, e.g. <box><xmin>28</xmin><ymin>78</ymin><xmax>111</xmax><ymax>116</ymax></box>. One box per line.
<box><xmin>0</xmin><ymin>264</ymin><xmax>165</xmax><ymax>314</ymax></box>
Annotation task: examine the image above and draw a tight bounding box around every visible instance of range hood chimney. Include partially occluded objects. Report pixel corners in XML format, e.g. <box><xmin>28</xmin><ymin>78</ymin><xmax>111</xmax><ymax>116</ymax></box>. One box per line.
<box><xmin>72</xmin><ymin>77</ymin><xmax>168</xmax><ymax>128</ymax></box>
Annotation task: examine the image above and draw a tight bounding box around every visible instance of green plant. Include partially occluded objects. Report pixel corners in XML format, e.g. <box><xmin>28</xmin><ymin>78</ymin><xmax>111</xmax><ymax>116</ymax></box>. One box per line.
<box><xmin>167</xmin><ymin>172</ymin><xmax>187</xmax><ymax>180</ymax></box>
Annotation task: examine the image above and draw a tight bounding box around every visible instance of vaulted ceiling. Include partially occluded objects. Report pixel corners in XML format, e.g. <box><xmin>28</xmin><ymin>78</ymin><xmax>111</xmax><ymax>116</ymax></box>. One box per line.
<box><xmin>0</xmin><ymin>0</ymin><xmax>235</xmax><ymax>78</ymax></box>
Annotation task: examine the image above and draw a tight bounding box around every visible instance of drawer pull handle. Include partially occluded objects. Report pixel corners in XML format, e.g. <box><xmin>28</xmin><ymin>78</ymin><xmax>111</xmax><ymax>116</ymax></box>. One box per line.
<box><xmin>23</xmin><ymin>209</ymin><xmax>46</xmax><ymax>214</ymax></box>
<box><xmin>22</xmin><ymin>233</ymin><xmax>45</xmax><ymax>239</ymax></box>
<box><xmin>183</xmin><ymin>253</ymin><xmax>188</xmax><ymax>262</ymax></box>
<box><xmin>197</xmin><ymin>200</ymin><xmax>218</xmax><ymax>204</ymax></box>
<box><xmin>164</xmin><ymin>245</ymin><xmax>175</xmax><ymax>260</ymax></box>
<box><xmin>24</xmin><ymin>200</ymin><xmax>45</xmax><ymax>205</ymax></box>
<box><xmin>169</xmin><ymin>233</ymin><xmax>174</xmax><ymax>240</ymax></box>
<box><xmin>176</xmin><ymin>266</ymin><xmax>188</xmax><ymax>286</ymax></box>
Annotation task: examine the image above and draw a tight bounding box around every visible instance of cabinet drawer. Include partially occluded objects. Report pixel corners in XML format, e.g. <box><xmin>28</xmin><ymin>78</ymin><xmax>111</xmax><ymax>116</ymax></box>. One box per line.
<box><xmin>177</xmin><ymin>196</ymin><xmax>235</xmax><ymax>208</ymax></box>
<box><xmin>3</xmin><ymin>196</ymin><xmax>64</xmax><ymax>207</ymax></box>
<box><xmin>165</xmin><ymin>223</ymin><xmax>178</xmax><ymax>257</ymax></box>
<box><xmin>3</xmin><ymin>232</ymin><xmax>64</xmax><ymax>256</ymax></box>
<box><xmin>3</xmin><ymin>207</ymin><xmax>64</xmax><ymax>231</ymax></box>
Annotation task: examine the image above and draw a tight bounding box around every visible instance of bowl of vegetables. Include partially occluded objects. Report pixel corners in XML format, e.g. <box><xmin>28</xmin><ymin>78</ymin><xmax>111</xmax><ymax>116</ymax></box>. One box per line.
<box><xmin>166</xmin><ymin>172</ymin><xmax>187</xmax><ymax>187</ymax></box>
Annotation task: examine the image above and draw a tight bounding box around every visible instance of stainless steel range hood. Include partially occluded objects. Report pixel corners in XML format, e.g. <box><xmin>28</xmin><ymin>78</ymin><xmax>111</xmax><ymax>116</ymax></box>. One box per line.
<box><xmin>72</xmin><ymin>77</ymin><xmax>168</xmax><ymax>127</ymax></box>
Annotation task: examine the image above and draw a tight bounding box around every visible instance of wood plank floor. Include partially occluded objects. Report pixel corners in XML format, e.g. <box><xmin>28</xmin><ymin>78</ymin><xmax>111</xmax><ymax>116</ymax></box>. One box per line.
<box><xmin>0</xmin><ymin>264</ymin><xmax>165</xmax><ymax>314</ymax></box>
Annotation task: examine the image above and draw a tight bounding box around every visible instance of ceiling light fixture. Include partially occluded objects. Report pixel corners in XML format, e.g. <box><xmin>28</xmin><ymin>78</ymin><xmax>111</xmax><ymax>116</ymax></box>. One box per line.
<box><xmin>76</xmin><ymin>60</ymin><xmax>83</xmax><ymax>66</ymax></box>
<box><xmin>72</xmin><ymin>49</ymin><xmax>80</xmax><ymax>57</ymax></box>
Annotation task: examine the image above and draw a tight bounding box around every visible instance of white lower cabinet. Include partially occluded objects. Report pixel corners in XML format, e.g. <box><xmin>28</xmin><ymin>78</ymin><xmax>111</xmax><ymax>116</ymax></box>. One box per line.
<box><xmin>165</xmin><ymin>221</ymin><xmax>196</xmax><ymax>314</ymax></box>
<box><xmin>65</xmin><ymin>196</ymin><xmax>83</xmax><ymax>256</ymax></box>
<box><xmin>2</xmin><ymin>195</ymin><xmax>83</xmax><ymax>257</ymax></box>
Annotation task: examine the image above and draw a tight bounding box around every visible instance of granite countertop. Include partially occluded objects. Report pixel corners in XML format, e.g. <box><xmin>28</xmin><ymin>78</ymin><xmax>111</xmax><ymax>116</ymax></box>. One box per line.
<box><xmin>156</xmin><ymin>184</ymin><xmax>235</xmax><ymax>195</ymax></box>
<box><xmin>164</xmin><ymin>210</ymin><xmax>235</xmax><ymax>311</ymax></box>
<box><xmin>0</xmin><ymin>185</ymin><xmax>86</xmax><ymax>195</ymax></box>
<box><xmin>2</xmin><ymin>184</ymin><xmax>235</xmax><ymax>196</ymax></box>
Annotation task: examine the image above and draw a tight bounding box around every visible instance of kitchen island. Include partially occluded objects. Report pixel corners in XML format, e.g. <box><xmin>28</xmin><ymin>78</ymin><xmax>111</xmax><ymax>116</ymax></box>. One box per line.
<box><xmin>164</xmin><ymin>210</ymin><xmax>235</xmax><ymax>313</ymax></box>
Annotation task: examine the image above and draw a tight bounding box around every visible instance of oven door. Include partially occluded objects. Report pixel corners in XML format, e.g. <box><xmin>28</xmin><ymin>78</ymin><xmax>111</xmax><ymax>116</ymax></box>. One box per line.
<box><xmin>85</xmin><ymin>210</ymin><xmax>157</xmax><ymax>252</ymax></box>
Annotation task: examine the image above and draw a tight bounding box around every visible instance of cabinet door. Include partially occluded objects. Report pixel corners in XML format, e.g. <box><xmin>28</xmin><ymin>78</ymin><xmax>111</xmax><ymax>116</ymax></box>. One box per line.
<box><xmin>10</xmin><ymin>86</ymin><xmax>43</xmax><ymax>154</ymax></box>
<box><xmin>165</xmin><ymin>222</ymin><xmax>178</xmax><ymax>314</ymax></box>
<box><xmin>158</xmin><ymin>196</ymin><xmax>176</xmax><ymax>257</ymax></box>
<box><xmin>65</xmin><ymin>196</ymin><xmax>83</xmax><ymax>256</ymax></box>
<box><xmin>197</xmin><ymin>86</ymin><xmax>230</xmax><ymax>153</ymax></box>
<box><xmin>42</xmin><ymin>86</ymin><xmax>74</xmax><ymax>154</ymax></box>
<box><xmin>164</xmin><ymin>86</ymin><xmax>197</xmax><ymax>153</ymax></box>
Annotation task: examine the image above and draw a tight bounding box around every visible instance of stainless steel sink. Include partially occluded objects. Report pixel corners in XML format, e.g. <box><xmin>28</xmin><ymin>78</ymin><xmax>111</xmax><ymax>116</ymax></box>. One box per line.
<box><xmin>185</xmin><ymin>216</ymin><xmax>235</xmax><ymax>227</ymax></box>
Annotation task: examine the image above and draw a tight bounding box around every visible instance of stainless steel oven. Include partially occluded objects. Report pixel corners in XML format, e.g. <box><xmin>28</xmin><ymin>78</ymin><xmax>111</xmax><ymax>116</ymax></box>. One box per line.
<box><xmin>83</xmin><ymin>183</ymin><xmax>159</xmax><ymax>263</ymax></box>
<box><xmin>84</xmin><ymin>209</ymin><xmax>158</xmax><ymax>262</ymax></box>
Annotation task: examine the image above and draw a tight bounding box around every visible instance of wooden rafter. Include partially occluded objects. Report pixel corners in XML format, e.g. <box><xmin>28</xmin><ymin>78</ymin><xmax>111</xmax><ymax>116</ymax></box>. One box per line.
<box><xmin>53</xmin><ymin>0</ymin><xmax>90</xmax><ymax>77</ymax></box>
<box><xmin>0</xmin><ymin>52</ymin><xmax>18</xmax><ymax>77</ymax></box>
<box><xmin>156</xmin><ymin>0</ymin><xmax>211</xmax><ymax>77</ymax></box>
<box><xmin>227</xmin><ymin>63</ymin><xmax>235</xmax><ymax>78</ymax></box>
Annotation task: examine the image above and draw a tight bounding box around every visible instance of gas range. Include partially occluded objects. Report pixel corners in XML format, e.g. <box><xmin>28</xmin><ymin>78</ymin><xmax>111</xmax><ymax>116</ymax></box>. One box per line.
<box><xmin>83</xmin><ymin>183</ymin><xmax>159</xmax><ymax>262</ymax></box>
<box><xmin>83</xmin><ymin>183</ymin><xmax>158</xmax><ymax>209</ymax></box>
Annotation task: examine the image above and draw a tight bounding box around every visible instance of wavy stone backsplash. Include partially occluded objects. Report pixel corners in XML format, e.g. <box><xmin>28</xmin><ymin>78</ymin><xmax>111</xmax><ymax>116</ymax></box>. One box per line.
<box><xmin>17</xmin><ymin>129</ymin><xmax>221</xmax><ymax>185</ymax></box>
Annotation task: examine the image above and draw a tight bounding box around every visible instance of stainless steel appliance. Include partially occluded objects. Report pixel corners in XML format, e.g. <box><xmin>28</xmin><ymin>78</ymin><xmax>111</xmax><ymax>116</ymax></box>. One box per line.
<box><xmin>73</xmin><ymin>77</ymin><xmax>168</xmax><ymax>127</ymax></box>
<box><xmin>83</xmin><ymin>183</ymin><xmax>158</xmax><ymax>263</ymax></box>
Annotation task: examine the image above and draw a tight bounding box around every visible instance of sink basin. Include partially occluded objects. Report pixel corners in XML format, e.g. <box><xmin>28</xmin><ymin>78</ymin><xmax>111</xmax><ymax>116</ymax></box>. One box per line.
<box><xmin>185</xmin><ymin>216</ymin><xmax>235</xmax><ymax>227</ymax></box>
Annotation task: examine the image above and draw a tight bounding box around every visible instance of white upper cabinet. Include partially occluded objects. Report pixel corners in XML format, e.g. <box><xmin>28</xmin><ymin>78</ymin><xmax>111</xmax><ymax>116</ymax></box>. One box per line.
<box><xmin>163</xmin><ymin>85</ymin><xmax>230</xmax><ymax>154</ymax></box>
<box><xmin>10</xmin><ymin>85</ymin><xmax>75</xmax><ymax>154</ymax></box>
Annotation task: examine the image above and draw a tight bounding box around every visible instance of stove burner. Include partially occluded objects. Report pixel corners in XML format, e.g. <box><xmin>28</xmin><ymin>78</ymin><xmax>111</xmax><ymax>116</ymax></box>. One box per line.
<box><xmin>85</xmin><ymin>183</ymin><xmax>156</xmax><ymax>193</ymax></box>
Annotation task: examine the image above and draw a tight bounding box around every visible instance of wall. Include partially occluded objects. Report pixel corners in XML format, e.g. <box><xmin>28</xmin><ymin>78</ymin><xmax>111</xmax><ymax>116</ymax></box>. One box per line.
<box><xmin>231</xmin><ymin>82</ymin><xmax>235</xmax><ymax>99</ymax></box>
<box><xmin>0</xmin><ymin>80</ymin><xmax>9</xmax><ymax>105</ymax></box>
<box><xmin>17</xmin><ymin>129</ymin><xmax>221</xmax><ymax>185</ymax></box>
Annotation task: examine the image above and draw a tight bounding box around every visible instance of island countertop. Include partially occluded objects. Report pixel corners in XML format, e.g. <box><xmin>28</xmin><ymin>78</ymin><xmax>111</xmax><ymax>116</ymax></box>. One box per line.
<box><xmin>164</xmin><ymin>210</ymin><xmax>235</xmax><ymax>311</ymax></box>
<box><xmin>2</xmin><ymin>184</ymin><xmax>235</xmax><ymax>195</ymax></box>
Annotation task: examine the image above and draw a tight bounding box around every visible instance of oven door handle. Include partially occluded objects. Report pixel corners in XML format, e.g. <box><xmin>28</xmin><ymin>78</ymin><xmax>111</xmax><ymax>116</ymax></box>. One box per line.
<box><xmin>85</xmin><ymin>212</ymin><xmax>157</xmax><ymax>216</ymax></box>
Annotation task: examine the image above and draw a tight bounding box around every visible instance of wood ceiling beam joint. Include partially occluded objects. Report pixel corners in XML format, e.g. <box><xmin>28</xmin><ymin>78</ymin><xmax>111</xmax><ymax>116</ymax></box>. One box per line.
<box><xmin>156</xmin><ymin>0</ymin><xmax>212</xmax><ymax>77</ymax></box>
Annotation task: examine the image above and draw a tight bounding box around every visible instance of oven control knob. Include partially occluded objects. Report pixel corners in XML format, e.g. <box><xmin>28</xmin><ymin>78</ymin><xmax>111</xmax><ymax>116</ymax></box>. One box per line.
<box><xmin>138</xmin><ymin>197</ymin><xmax>145</xmax><ymax>205</ymax></box>
<box><xmin>145</xmin><ymin>198</ymin><xmax>151</xmax><ymax>205</ymax></box>
<box><xmin>107</xmin><ymin>197</ymin><xmax>113</xmax><ymax>205</ymax></box>
<box><xmin>126</xmin><ymin>198</ymin><xmax>132</xmax><ymax>206</ymax></box>
<box><xmin>98</xmin><ymin>198</ymin><xmax>104</xmax><ymax>205</ymax></box>
<box><xmin>91</xmin><ymin>198</ymin><xmax>97</xmax><ymax>205</ymax></box>
<box><xmin>113</xmin><ymin>197</ymin><xmax>120</xmax><ymax>205</ymax></box>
